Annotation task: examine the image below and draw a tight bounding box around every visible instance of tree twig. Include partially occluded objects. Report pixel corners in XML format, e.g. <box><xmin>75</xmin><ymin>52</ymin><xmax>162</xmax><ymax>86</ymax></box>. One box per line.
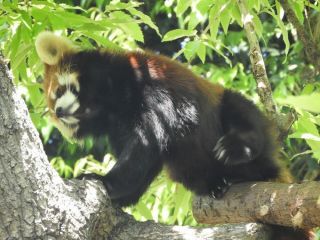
<box><xmin>280</xmin><ymin>0</ymin><xmax>320</xmax><ymax>75</ymax></box>
<box><xmin>236</xmin><ymin>0</ymin><xmax>296</xmax><ymax>139</ymax></box>
<box><xmin>237</xmin><ymin>0</ymin><xmax>277</xmax><ymax>117</ymax></box>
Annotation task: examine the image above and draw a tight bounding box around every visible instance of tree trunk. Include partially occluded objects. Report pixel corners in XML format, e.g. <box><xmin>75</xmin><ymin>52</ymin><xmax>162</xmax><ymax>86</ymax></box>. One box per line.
<box><xmin>0</xmin><ymin>57</ymin><xmax>276</xmax><ymax>239</ymax></box>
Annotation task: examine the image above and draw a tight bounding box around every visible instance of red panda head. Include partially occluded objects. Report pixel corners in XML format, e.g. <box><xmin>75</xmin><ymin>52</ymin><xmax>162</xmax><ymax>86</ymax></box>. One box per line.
<box><xmin>36</xmin><ymin>32</ymin><xmax>81</xmax><ymax>139</ymax></box>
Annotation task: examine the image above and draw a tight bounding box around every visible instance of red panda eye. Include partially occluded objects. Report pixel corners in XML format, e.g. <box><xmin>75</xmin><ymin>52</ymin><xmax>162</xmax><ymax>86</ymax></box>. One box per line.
<box><xmin>70</xmin><ymin>85</ymin><xmax>79</xmax><ymax>95</ymax></box>
<box><xmin>56</xmin><ymin>87</ymin><xmax>65</xmax><ymax>98</ymax></box>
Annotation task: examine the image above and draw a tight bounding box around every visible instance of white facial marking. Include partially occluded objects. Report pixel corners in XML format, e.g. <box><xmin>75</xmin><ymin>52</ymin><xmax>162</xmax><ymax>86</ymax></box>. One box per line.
<box><xmin>55</xmin><ymin>91</ymin><xmax>77</xmax><ymax>112</ymax></box>
<box><xmin>55</xmin><ymin>121</ymin><xmax>79</xmax><ymax>140</ymax></box>
<box><xmin>69</xmin><ymin>101</ymin><xmax>80</xmax><ymax>114</ymax></box>
<box><xmin>60</xmin><ymin>116</ymin><xmax>80</xmax><ymax>125</ymax></box>
<box><xmin>50</xmin><ymin>91</ymin><xmax>56</xmax><ymax>100</ymax></box>
<box><xmin>56</xmin><ymin>72</ymin><xmax>80</xmax><ymax>91</ymax></box>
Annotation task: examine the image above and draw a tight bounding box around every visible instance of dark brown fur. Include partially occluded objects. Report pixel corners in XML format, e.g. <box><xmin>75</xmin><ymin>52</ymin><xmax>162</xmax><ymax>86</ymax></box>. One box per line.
<box><xmin>43</xmin><ymin>50</ymin><xmax>283</xmax><ymax>205</ymax></box>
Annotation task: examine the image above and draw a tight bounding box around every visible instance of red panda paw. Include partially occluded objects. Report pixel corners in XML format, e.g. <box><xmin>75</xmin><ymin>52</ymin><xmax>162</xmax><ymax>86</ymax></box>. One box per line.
<box><xmin>213</xmin><ymin>134</ymin><xmax>253</xmax><ymax>166</ymax></box>
<box><xmin>209</xmin><ymin>177</ymin><xmax>232</xmax><ymax>199</ymax></box>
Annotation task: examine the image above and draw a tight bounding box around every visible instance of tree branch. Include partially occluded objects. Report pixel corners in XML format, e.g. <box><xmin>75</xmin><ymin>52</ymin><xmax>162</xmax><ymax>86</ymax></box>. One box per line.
<box><xmin>280</xmin><ymin>0</ymin><xmax>320</xmax><ymax>75</ymax></box>
<box><xmin>236</xmin><ymin>0</ymin><xmax>296</xmax><ymax>139</ymax></box>
<box><xmin>193</xmin><ymin>181</ymin><xmax>320</xmax><ymax>229</ymax></box>
<box><xmin>237</xmin><ymin>0</ymin><xmax>276</xmax><ymax>116</ymax></box>
<box><xmin>109</xmin><ymin>217</ymin><xmax>273</xmax><ymax>240</ymax></box>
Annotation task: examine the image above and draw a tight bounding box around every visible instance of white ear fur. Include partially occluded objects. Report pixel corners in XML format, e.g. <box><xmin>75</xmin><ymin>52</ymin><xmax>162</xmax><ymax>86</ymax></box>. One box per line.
<box><xmin>35</xmin><ymin>32</ymin><xmax>76</xmax><ymax>65</ymax></box>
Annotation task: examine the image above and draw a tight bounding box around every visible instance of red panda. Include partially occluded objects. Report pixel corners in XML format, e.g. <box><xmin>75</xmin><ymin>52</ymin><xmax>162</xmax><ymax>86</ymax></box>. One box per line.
<box><xmin>36</xmin><ymin>32</ymin><xmax>286</xmax><ymax>206</ymax></box>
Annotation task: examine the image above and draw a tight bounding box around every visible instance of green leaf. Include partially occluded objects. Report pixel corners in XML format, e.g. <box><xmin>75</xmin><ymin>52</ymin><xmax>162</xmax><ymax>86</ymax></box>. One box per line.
<box><xmin>55</xmin><ymin>11</ymin><xmax>94</xmax><ymax>25</ymax></box>
<box><xmin>105</xmin><ymin>1</ymin><xmax>142</xmax><ymax>11</ymax></box>
<box><xmin>8</xmin><ymin>24</ymin><xmax>22</xmax><ymax>60</ymax></box>
<box><xmin>59</xmin><ymin>3</ymin><xmax>86</xmax><ymax>12</ymax></box>
<box><xmin>31</xmin><ymin>7</ymin><xmax>50</xmax><ymax>21</ymax></box>
<box><xmin>197</xmin><ymin>41</ymin><xmax>206</xmax><ymax>63</ymax></box>
<box><xmin>11</xmin><ymin>43</ymin><xmax>32</xmax><ymax>71</ymax></box>
<box><xmin>27</xmin><ymin>84</ymin><xmax>43</xmax><ymax>108</ymax></box>
<box><xmin>20</xmin><ymin>10</ymin><xmax>32</xmax><ymax>30</ymax></box>
<box><xmin>291</xmin><ymin>1</ymin><xmax>304</xmax><ymax>24</ymax></box>
<box><xmin>209</xmin><ymin>3</ymin><xmax>221</xmax><ymax>40</ymax></box>
<box><xmin>187</xmin><ymin>12</ymin><xmax>201</xmax><ymax>30</ymax></box>
<box><xmin>162</xmin><ymin>29</ymin><xmax>196</xmax><ymax>42</ymax></box>
<box><xmin>74</xmin><ymin>157</ymin><xmax>88</xmax><ymax>177</ymax></box>
<box><xmin>205</xmin><ymin>41</ymin><xmax>232</xmax><ymax>66</ymax></box>
<box><xmin>290</xmin><ymin>132</ymin><xmax>320</xmax><ymax>142</ymax></box>
<box><xmin>252</xmin><ymin>13</ymin><xmax>263</xmax><ymax>38</ymax></box>
<box><xmin>135</xmin><ymin>201</ymin><xmax>153</xmax><ymax>220</ymax></box>
<box><xmin>110</xmin><ymin>11</ymin><xmax>144</xmax><ymax>42</ymax></box>
<box><xmin>277</xmin><ymin>94</ymin><xmax>320</xmax><ymax>113</ymax></box>
<box><xmin>40</xmin><ymin>122</ymin><xmax>54</xmax><ymax>143</ymax></box>
<box><xmin>253</xmin><ymin>0</ymin><xmax>261</xmax><ymax>11</ymax></box>
<box><xmin>264</xmin><ymin>9</ymin><xmax>290</xmax><ymax>58</ymax></box>
<box><xmin>260</xmin><ymin>0</ymin><xmax>271</xmax><ymax>8</ymax></box>
<box><xmin>127</xmin><ymin>7</ymin><xmax>161</xmax><ymax>37</ymax></box>
<box><xmin>231</xmin><ymin>2</ymin><xmax>242</xmax><ymax>26</ymax></box>
<box><xmin>176</xmin><ymin>0</ymin><xmax>192</xmax><ymax>16</ymax></box>
<box><xmin>301</xmin><ymin>84</ymin><xmax>315</xmax><ymax>95</ymax></box>
<box><xmin>80</xmin><ymin>31</ymin><xmax>121</xmax><ymax>50</ymax></box>
<box><xmin>172</xmin><ymin>185</ymin><xmax>191</xmax><ymax>225</ymax></box>
<box><xmin>290</xmin><ymin>113</ymin><xmax>320</xmax><ymax>159</ymax></box>
<box><xmin>196</xmin><ymin>0</ymin><xmax>213</xmax><ymax>15</ymax></box>
<box><xmin>220</xmin><ymin>4</ymin><xmax>231</xmax><ymax>34</ymax></box>
<box><xmin>183</xmin><ymin>41</ymin><xmax>200</xmax><ymax>61</ymax></box>
<box><xmin>208</xmin><ymin>0</ymin><xmax>231</xmax><ymax>38</ymax></box>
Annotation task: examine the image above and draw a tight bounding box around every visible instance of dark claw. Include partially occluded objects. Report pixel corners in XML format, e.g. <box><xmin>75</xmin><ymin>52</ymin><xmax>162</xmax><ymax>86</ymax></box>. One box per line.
<box><xmin>210</xmin><ymin>178</ymin><xmax>232</xmax><ymax>199</ymax></box>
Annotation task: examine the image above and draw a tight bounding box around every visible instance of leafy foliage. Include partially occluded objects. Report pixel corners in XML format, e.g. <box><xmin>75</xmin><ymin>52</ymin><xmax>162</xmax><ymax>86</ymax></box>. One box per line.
<box><xmin>1</xmin><ymin>0</ymin><xmax>320</xmax><ymax>228</ymax></box>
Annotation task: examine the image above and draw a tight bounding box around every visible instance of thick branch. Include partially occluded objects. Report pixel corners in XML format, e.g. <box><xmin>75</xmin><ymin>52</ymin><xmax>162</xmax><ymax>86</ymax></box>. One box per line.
<box><xmin>193</xmin><ymin>181</ymin><xmax>320</xmax><ymax>229</ymax></box>
<box><xmin>280</xmin><ymin>0</ymin><xmax>320</xmax><ymax>75</ymax></box>
<box><xmin>110</xmin><ymin>217</ymin><xmax>273</xmax><ymax>240</ymax></box>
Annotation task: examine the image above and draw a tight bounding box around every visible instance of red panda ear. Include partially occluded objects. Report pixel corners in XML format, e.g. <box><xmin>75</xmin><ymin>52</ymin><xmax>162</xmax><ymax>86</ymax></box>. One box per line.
<box><xmin>35</xmin><ymin>32</ymin><xmax>77</xmax><ymax>65</ymax></box>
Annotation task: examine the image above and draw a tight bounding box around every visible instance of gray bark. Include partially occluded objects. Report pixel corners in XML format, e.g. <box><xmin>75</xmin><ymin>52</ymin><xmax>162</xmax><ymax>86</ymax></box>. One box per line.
<box><xmin>193</xmin><ymin>181</ymin><xmax>320</xmax><ymax>229</ymax></box>
<box><xmin>0</xmin><ymin>56</ymin><xmax>117</xmax><ymax>239</ymax></box>
<box><xmin>280</xmin><ymin>0</ymin><xmax>320</xmax><ymax>75</ymax></box>
<box><xmin>237</xmin><ymin>0</ymin><xmax>276</xmax><ymax>116</ymax></box>
<box><xmin>237</xmin><ymin>0</ymin><xmax>296</xmax><ymax>140</ymax></box>
<box><xmin>0</xmin><ymin>57</ymin><xmax>274</xmax><ymax>239</ymax></box>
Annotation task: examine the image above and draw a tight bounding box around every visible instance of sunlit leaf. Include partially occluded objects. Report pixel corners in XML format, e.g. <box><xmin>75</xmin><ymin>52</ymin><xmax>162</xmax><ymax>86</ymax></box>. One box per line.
<box><xmin>209</xmin><ymin>2</ymin><xmax>222</xmax><ymax>40</ymax></box>
<box><xmin>277</xmin><ymin>94</ymin><xmax>320</xmax><ymax>113</ymax></box>
<box><xmin>197</xmin><ymin>41</ymin><xmax>206</xmax><ymax>63</ymax></box>
<box><xmin>176</xmin><ymin>0</ymin><xmax>192</xmax><ymax>16</ymax></box>
<box><xmin>127</xmin><ymin>7</ymin><xmax>161</xmax><ymax>36</ymax></box>
<box><xmin>184</xmin><ymin>40</ymin><xmax>200</xmax><ymax>61</ymax></box>
<box><xmin>231</xmin><ymin>2</ymin><xmax>242</xmax><ymax>26</ymax></box>
<box><xmin>220</xmin><ymin>6</ymin><xmax>231</xmax><ymax>34</ymax></box>
<box><xmin>110</xmin><ymin>11</ymin><xmax>144</xmax><ymax>42</ymax></box>
<box><xmin>162</xmin><ymin>29</ymin><xmax>196</xmax><ymax>42</ymax></box>
<box><xmin>252</xmin><ymin>12</ymin><xmax>263</xmax><ymax>38</ymax></box>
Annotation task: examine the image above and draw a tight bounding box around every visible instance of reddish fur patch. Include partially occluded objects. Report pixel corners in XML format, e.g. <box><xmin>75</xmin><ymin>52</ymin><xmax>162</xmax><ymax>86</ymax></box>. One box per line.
<box><xmin>147</xmin><ymin>59</ymin><xmax>165</xmax><ymax>79</ymax></box>
<box><xmin>128</xmin><ymin>54</ymin><xmax>143</xmax><ymax>80</ymax></box>
<box><xmin>43</xmin><ymin>64</ymin><xmax>60</xmax><ymax>123</ymax></box>
<box><xmin>128</xmin><ymin>55</ymin><xmax>139</xmax><ymax>69</ymax></box>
